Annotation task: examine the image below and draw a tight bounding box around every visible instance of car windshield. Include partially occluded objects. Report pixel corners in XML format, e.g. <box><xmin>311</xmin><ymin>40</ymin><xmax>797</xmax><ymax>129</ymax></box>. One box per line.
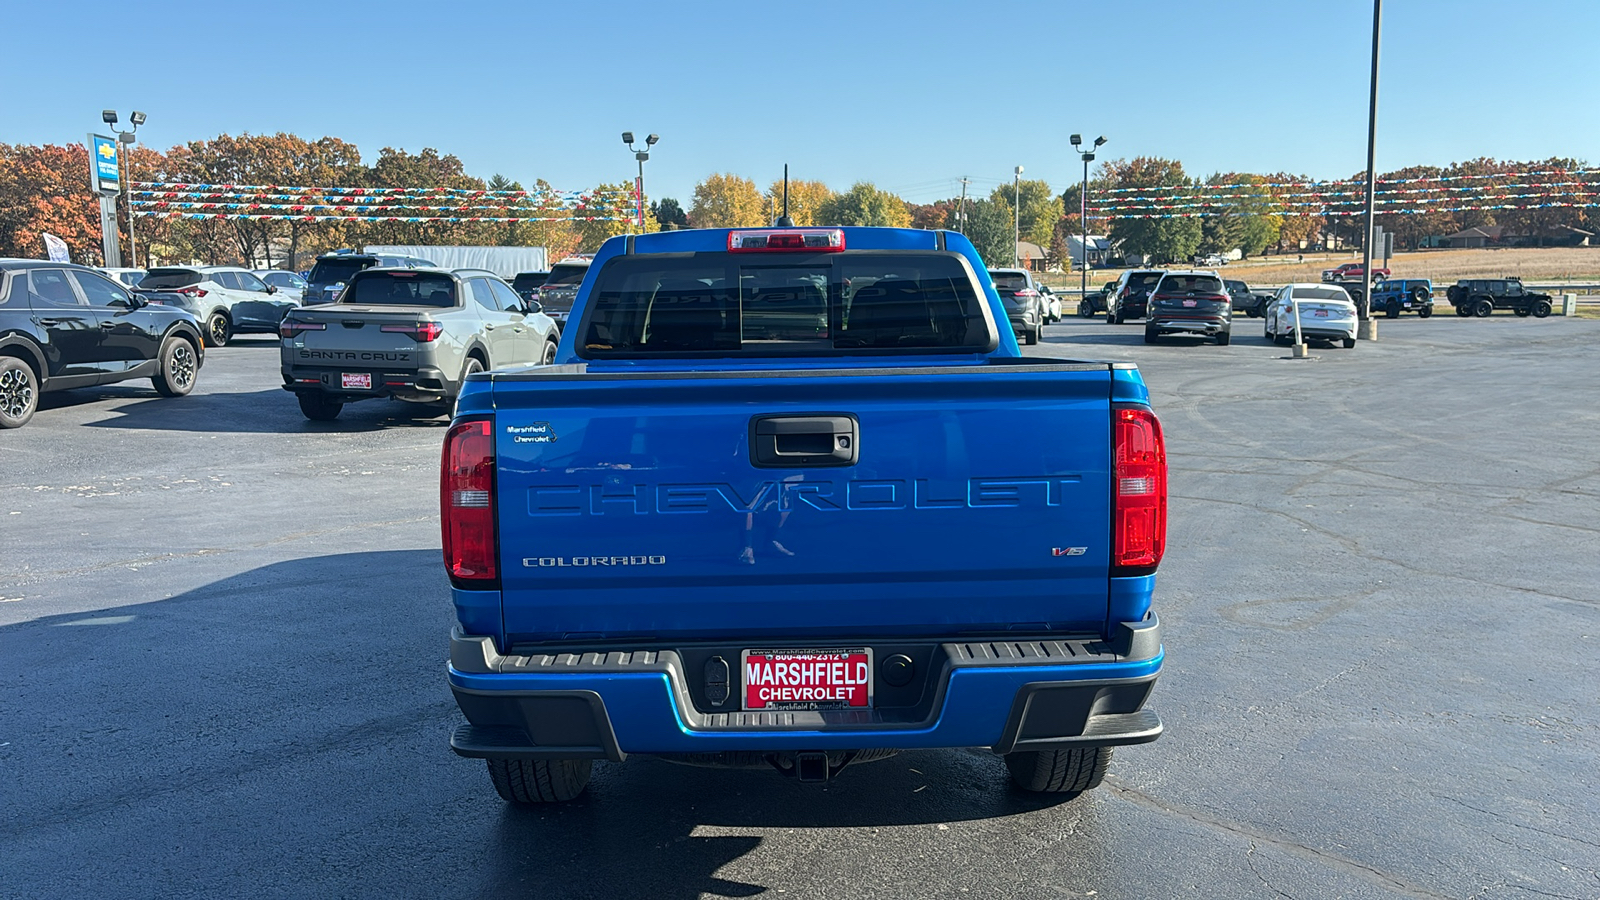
<box><xmin>1157</xmin><ymin>275</ymin><xmax>1223</xmax><ymax>294</ymax></box>
<box><xmin>139</xmin><ymin>269</ymin><xmax>202</xmax><ymax>289</ymax></box>
<box><xmin>988</xmin><ymin>272</ymin><xmax>1029</xmax><ymax>292</ymax></box>
<box><xmin>543</xmin><ymin>264</ymin><xmax>589</xmax><ymax>287</ymax></box>
<box><xmin>581</xmin><ymin>251</ymin><xmax>991</xmax><ymax>357</ymax></box>
<box><xmin>344</xmin><ymin>272</ymin><xmax>456</xmax><ymax>307</ymax></box>
<box><xmin>1292</xmin><ymin>288</ymin><xmax>1350</xmax><ymax>302</ymax></box>
<box><xmin>307</xmin><ymin>259</ymin><xmax>369</xmax><ymax>284</ymax></box>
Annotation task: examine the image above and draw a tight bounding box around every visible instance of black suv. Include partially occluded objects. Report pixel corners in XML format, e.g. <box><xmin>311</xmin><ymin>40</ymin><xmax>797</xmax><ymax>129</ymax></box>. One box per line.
<box><xmin>302</xmin><ymin>251</ymin><xmax>436</xmax><ymax>306</ymax></box>
<box><xmin>510</xmin><ymin>271</ymin><xmax>551</xmax><ymax>304</ymax></box>
<box><xmin>1446</xmin><ymin>278</ymin><xmax>1554</xmax><ymax>318</ymax></box>
<box><xmin>1106</xmin><ymin>269</ymin><xmax>1165</xmax><ymax>324</ymax></box>
<box><xmin>536</xmin><ymin>260</ymin><xmax>591</xmax><ymax>327</ymax></box>
<box><xmin>0</xmin><ymin>260</ymin><xmax>206</xmax><ymax>428</ymax></box>
<box><xmin>1145</xmin><ymin>271</ymin><xmax>1232</xmax><ymax>345</ymax></box>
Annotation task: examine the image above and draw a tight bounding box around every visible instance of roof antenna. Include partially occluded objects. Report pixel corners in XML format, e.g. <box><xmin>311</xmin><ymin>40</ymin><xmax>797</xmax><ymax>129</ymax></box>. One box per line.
<box><xmin>775</xmin><ymin>164</ymin><xmax>794</xmax><ymax>227</ymax></box>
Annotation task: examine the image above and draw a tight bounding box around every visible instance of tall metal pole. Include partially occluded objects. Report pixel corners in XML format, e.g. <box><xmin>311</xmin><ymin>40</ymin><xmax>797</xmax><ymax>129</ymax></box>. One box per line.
<box><xmin>1359</xmin><ymin>0</ymin><xmax>1382</xmax><ymax>339</ymax></box>
<box><xmin>121</xmin><ymin>146</ymin><xmax>137</xmax><ymax>267</ymax></box>
<box><xmin>1080</xmin><ymin>155</ymin><xmax>1090</xmax><ymax>301</ymax></box>
<box><xmin>1013</xmin><ymin>166</ymin><xmax>1023</xmax><ymax>267</ymax></box>
<box><xmin>636</xmin><ymin>155</ymin><xmax>645</xmax><ymax>231</ymax></box>
<box><xmin>958</xmin><ymin>177</ymin><xmax>970</xmax><ymax>232</ymax></box>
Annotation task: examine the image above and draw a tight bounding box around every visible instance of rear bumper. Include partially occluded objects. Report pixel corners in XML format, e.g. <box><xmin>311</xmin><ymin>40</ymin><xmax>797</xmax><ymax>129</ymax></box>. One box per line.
<box><xmin>1294</xmin><ymin>324</ymin><xmax>1357</xmax><ymax>340</ymax></box>
<box><xmin>281</xmin><ymin>362</ymin><xmax>455</xmax><ymax>401</ymax></box>
<box><xmin>1150</xmin><ymin>314</ymin><xmax>1228</xmax><ymax>333</ymax></box>
<box><xmin>447</xmin><ymin>615</ymin><xmax>1164</xmax><ymax>760</ymax></box>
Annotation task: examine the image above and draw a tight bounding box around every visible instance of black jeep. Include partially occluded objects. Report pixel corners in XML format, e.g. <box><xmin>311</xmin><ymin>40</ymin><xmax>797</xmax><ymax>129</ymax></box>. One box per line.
<box><xmin>1445</xmin><ymin>278</ymin><xmax>1553</xmax><ymax>318</ymax></box>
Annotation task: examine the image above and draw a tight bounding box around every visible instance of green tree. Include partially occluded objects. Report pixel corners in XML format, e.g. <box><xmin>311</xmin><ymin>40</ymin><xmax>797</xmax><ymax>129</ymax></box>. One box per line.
<box><xmin>651</xmin><ymin>197</ymin><xmax>689</xmax><ymax>230</ymax></box>
<box><xmin>690</xmin><ymin>173</ymin><xmax>764</xmax><ymax>228</ymax></box>
<box><xmin>1102</xmin><ymin>157</ymin><xmax>1202</xmax><ymax>264</ymax></box>
<box><xmin>817</xmin><ymin>182</ymin><xmax>911</xmax><ymax>227</ymax></box>
<box><xmin>989</xmin><ymin>179</ymin><xmax>1058</xmax><ymax>246</ymax></box>
<box><xmin>962</xmin><ymin>198</ymin><xmax>1015</xmax><ymax>267</ymax></box>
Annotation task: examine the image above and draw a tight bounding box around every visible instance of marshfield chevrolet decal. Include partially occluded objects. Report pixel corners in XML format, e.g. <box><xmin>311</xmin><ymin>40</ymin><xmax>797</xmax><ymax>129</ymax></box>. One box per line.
<box><xmin>507</xmin><ymin>422</ymin><xmax>557</xmax><ymax>444</ymax></box>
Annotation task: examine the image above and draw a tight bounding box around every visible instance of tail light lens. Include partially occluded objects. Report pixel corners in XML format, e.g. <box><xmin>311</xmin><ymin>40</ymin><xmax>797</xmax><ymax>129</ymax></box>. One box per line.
<box><xmin>279</xmin><ymin>320</ymin><xmax>326</xmax><ymax>338</ymax></box>
<box><xmin>441</xmin><ymin>419</ymin><xmax>498</xmax><ymax>586</ymax></box>
<box><xmin>175</xmin><ymin>286</ymin><xmax>208</xmax><ymax>298</ymax></box>
<box><xmin>381</xmin><ymin>322</ymin><xmax>444</xmax><ymax>342</ymax></box>
<box><xmin>1112</xmin><ymin>406</ymin><xmax>1167</xmax><ymax>575</ymax></box>
<box><xmin>1016</xmin><ymin>288</ymin><xmax>1040</xmax><ymax>297</ymax></box>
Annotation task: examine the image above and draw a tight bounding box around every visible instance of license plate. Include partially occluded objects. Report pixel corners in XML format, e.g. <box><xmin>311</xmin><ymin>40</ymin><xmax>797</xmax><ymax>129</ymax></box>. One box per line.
<box><xmin>742</xmin><ymin>649</ymin><xmax>873</xmax><ymax>710</ymax></box>
<box><xmin>341</xmin><ymin>372</ymin><xmax>372</xmax><ymax>389</ymax></box>
<box><xmin>1313</xmin><ymin>310</ymin><xmax>1329</xmax><ymax>317</ymax></box>
<box><xmin>1182</xmin><ymin>299</ymin><xmax>1197</xmax><ymax>307</ymax></box>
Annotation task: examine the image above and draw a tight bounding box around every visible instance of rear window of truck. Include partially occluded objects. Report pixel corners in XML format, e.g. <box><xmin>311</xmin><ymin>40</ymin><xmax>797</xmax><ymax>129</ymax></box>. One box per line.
<box><xmin>343</xmin><ymin>272</ymin><xmax>456</xmax><ymax>307</ymax></box>
<box><xmin>580</xmin><ymin>251</ymin><xmax>994</xmax><ymax>357</ymax></box>
<box><xmin>307</xmin><ymin>259</ymin><xmax>369</xmax><ymax>284</ymax></box>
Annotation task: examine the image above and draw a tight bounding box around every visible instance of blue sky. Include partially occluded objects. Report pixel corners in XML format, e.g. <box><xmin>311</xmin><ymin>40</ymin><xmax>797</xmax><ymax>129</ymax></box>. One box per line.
<box><xmin>6</xmin><ymin>0</ymin><xmax>1596</xmax><ymax>204</ymax></box>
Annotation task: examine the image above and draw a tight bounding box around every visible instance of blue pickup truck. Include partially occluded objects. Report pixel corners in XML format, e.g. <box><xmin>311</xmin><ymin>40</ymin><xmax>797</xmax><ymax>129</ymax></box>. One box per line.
<box><xmin>441</xmin><ymin>226</ymin><xmax>1168</xmax><ymax>803</ymax></box>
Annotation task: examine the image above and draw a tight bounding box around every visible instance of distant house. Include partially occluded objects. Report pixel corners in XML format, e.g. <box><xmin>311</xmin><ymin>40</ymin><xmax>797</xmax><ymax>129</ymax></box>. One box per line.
<box><xmin>1066</xmin><ymin>235</ymin><xmax>1112</xmax><ymax>267</ymax></box>
<box><xmin>1439</xmin><ymin>226</ymin><xmax>1505</xmax><ymax>249</ymax></box>
<box><xmin>1015</xmin><ymin>241</ymin><xmax>1047</xmax><ymax>271</ymax></box>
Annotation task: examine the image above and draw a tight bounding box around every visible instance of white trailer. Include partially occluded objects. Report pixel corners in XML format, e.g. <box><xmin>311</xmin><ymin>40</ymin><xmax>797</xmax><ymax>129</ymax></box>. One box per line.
<box><xmin>364</xmin><ymin>245</ymin><xmax>548</xmax><ymax>279</ymax></box>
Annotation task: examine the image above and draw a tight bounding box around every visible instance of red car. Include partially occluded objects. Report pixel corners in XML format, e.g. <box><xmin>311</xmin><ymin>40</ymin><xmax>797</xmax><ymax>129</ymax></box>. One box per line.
<box><xmin>1321</xmin><ymin>262</ymin><xmax>1390</xmax><ymax>283</ymax></box>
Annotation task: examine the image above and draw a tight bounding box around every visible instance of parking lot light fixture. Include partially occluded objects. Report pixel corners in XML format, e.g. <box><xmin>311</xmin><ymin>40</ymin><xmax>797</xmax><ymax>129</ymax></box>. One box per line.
<box><xmin>1074</xmin><ymin>134</ymin><xmax>1106</xmax><ymax>302</ymax></box>
<box><xmin>623</xmin><ymin>132</ymin><xmax>658</xmax><ymax>231</ymax></box>
<box><xmin>102</xmin><ymin>110</ymin><xmax>117</xmax><ymax>125</ymax></box>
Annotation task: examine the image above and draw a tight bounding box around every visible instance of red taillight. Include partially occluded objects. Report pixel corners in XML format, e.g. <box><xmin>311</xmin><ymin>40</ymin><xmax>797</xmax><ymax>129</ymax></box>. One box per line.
<box><xmin>1016</xmin><ymin>288</ymin><xmax>1040</xmax><ymax>297</ymax></box>
<box><xmin>441</xmin><ymin>419</ymin><xmax>497</xmax><ymax>585</ymax></box>
<box><xmin>175</xmin><ymin>286</ymin><xmax>207</xmax><ymax>298</ymax></box>
<box><xmin>279</xmin><ymin>319</ymin><xmax>326</xmax><ymax>338</ymax></box>
<box><xmin>381</xmin><ymin>322</ymin><xmax>444</xmax><ymax>342</ymax></box>
<box><xmin>1113</xmin><ymin>406</ymin><xmax>1166</xmax><ymax>575</ymax></box>
<box><xmin>728</xmin><ymin>228</ymin><xmax>846</xmax><ymax>252</ymax></box>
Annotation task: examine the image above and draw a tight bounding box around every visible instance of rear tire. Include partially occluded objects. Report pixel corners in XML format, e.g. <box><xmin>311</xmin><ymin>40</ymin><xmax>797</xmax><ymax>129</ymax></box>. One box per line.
<box><xmin>151</xmin><ymin>336</ymin><xmax>199</xmax><ymax>397</ymax></box>
<box><xmin>1216</xmin><ymin>331</ymin><xmax>1230</xmax><ymax>346</ymax></box>
<box><xmin>1385</xmin><ymin>302</ymin><xmax>1400</xmax><ymax>319</ymax></box>
<box><xmin>540</xmin><ymin>340</ymin><xmax>558</xmax><ymax>365</ymax></box>
<box><xmin>1005</xmin><ymin>746</ymin><xmax>1112</xmax><ymax>796</ymax></box>
<box><xmin>1143</xmin><ymin>327</ymin><xmax>1158</xmax><ymax>344</ymax></box>
<box><xmin>1419</xmin><ymin>305</ymin><xmax>1433</xmax><ymax>319</ymax></box>
<box><xmin>1455</xmin><ymin>303</ymin><xmax>1471</xmax><ymax>318</ymax></box>
<box><xmin>1343</xmin><ymin>336</ymin><xmax>1357</xmax><ymax>349</ymax></box>
<box><xmin>487</xmin><ymin>758</ymin><xmax>593</xmax><ymax>804</ymax></box>
<box><xmin>297</xmin><ymin>392</ymin><xmax>343</xmax><ymax>422</ymax></box>
<box><xmin>205</xmin><ymin>312</ymin><xmax>231</xmax><ymax>347</ymax></box>
<box><xmin>1024</xmin><ymin>329</ymin><xmax>1039</xmax><ymax>346</ymax></box>
<box><xmin>1078</xmin><ymin>300</ymin><xmax>1095</xmax><ymax>318</ymax></box>
<box><xmin>0</xmin><ymin>356</ymin><xmax>39</xmax><ymax>429</ymax></box>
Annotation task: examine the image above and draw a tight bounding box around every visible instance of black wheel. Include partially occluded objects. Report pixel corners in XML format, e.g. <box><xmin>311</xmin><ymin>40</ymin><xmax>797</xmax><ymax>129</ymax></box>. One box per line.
<box><xmin>151</xmin><ymin>336</ymin><xmax>199</xmax><ymax>397</ymax></box>
<box><xmin>463</xmin><ymin>356</ymin><xmax>486</xmax><ymax>381</ymax></box>
<box><xmin>1473</xmin><ymin>298</ymin><xmax>1493</xmax><ymax>318</ymax></box>
<box><xmin>1024</xmin><ymin>328</ymin><xmax>1039</xmax><ymax>346</ymax></box>
<box><xmin>487</xmin><ymin>758</ymin><xmax>592</xmax><ymax>804</ymax></box>
<box><xmin>540</xmin><ymin>340</ymin><xmax>558</xmax><ymax>365</ymax></box>
<box><xmin>1411</xmin><ymin>287</ymin><xmax>1430</xmax><ymax>307</ymax></box>
<box><xmin>1077</xmin><ymin>300</ymin><xmax>1095</xmax><ymax>318</ymax></box>
<box><xmin>1143</xmin><ymin>327</ymin><xmax>1158</xmax><ymax>344</ymax></box>
<box><xmin>1385</xmin><ymin>301</ymin><xmax>1400</xmax><ymax>319</ymax></box>
<box><xmin>205</xmin><ymin>312</ymin><xmax>231</xmax><ymax>347</ymax></box>
<box><xmin>1216</xmin><ymin>330</ymin><xmax>1231</xmax><ymax>346</ymax></box>
<box><xmin>0</xmin><ymin>356</ymin><xmax>39</xmax><ymax>429</ymax></box>
<box><xmin>1514</xmin><ymin>306</ymin><xmax>1530</xmax><ymax>318</ymax></box>
<box><xmin>1418</xmin><ymin>305</ymin><xmax>1433</xmax><ymax>319</ymax></box>
<box><xmin>1005</xmin><ymin>746</ymin><xmax>1112</xmax><ymax>796</ymax></box>
<box><xmin>1343</xmin><ymin>336</ymin><xmax>1357</xmax><ymax>349</ymax></box>
<box><xmin>297</xmin><ymin>392</ymin><xmax>343</xmax><ymax>421</ymax></box>
<box><xmin>1532</xmin><ymin>299</ymin><xmax>1552</xmax><ymax>318</ymax></box>
<box><xmin>1455</xmin><ymin>303</ymin><xmax>1471</xmax><ymax>317</ymax></box>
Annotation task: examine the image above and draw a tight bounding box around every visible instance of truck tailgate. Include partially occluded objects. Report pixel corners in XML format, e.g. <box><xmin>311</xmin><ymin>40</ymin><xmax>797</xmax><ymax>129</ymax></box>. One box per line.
<box><xmin>490</xmin><ymin>361</ymin><xmax>1116</xmax><ymax>642</ymax></box>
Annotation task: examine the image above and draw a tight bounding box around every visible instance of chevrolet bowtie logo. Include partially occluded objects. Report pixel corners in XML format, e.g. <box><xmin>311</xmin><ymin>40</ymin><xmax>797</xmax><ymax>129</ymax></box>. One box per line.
<box><xmin>97</xmin><ymin>143</ymin><xmax>116</xmax><ymax>159</ymax></box>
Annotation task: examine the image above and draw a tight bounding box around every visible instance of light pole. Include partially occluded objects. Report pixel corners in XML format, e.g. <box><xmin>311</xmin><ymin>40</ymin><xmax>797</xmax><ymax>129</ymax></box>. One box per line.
<box><xmin>622</xmin><ymin>132</ymin><xmax>658</xmax><ymax>231</ymax></box>
<box><xmin>103</xmin><ymin>110</ymin><xmax>146</xmax><ymax>267</ymax></box>
<box><xmin>1358</xmin><ymin>0</ymin><xmax>1382</xmax><ymax>341</ymax></box>
<box><xmin>1070</xmin><ymin>134</ymin><xmax>1106</xmax><ymax>304</ymax></box>
<box><xmin>1012</xmin><ymin>165</ymin><xmax>1024</xmax><ymax>267</ymax></box>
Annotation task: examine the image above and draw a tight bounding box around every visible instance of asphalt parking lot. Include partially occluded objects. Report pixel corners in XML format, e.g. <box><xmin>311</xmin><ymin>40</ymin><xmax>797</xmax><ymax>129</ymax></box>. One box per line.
<box><xmin>3</xmin><ymin>315</ymin><xmax>1597</xmax><ymax>900</ymax></box>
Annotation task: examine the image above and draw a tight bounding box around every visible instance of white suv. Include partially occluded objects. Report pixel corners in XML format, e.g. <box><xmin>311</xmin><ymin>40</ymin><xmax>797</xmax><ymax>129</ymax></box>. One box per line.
<box><xmin>138</xmin><ymin>266</ymin><xmax>298</xmax><ymax>346</ymax></box>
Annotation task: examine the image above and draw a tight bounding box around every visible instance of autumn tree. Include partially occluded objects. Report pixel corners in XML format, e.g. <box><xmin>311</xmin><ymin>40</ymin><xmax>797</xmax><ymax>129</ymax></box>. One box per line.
<box><xmin>817</xmin><ymin>182</ymin><xmax>911</xmax><ymax>227</ymax></box>
<box><xmin>1102</xmin><ymin>157</ymin><xmax>1202</xmax><ymax>264</ymax></box>
<box><xmin>764</xmin><ymin>179</ymin><xmax>835</xmax><ymax>226</ymax></box>
<box><xmin>690</xmin><ymin>174</ymin><xmax>764</xmax><ymax>228</ymax></box>
<box><xmin>989</xmin><ymin>179</ymin><xmax>1059</xmax><ymax>246</ymax></box>
<box><xmin>0</xmin><ymin>144</ymin><xmax>105</xmax><ymax>263</ymax></box>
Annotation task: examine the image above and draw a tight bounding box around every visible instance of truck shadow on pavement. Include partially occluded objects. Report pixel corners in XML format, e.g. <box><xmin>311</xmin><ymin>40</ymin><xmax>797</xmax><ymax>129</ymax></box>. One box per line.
<box><xmin>69</xmin><ymin>388</ymin><xmax>451</xmax><ymax>433</ymax></box>
<box><xmin>0</xmin><ymin>550</ymin><xmax>1084</xmax><ymax>900</ymax></box>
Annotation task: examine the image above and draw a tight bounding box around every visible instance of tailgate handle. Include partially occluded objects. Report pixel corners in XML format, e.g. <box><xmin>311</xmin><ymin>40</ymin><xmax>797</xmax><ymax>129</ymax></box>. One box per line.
<box><xmin>750</xmin><ymin>415</ymin><xmax>858</xmax><ymax>468</ymax></box>
<box><xmin>342</xmin><ymin>320</ymin><xmax>365</xmax><ymax>329</ymax></box>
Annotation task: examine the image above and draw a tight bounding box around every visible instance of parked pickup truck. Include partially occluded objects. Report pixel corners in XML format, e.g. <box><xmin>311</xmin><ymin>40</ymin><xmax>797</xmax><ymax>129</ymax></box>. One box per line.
<box><xmin>1321</xmin><ymin>262</ymin><xmax>1389</xmax><ymax>283</ymax></box>
<box><xmin>442</xmin><ymin>226</ymin><xmax>1169</xmax><ymax>803</ymax></box>
<box><xmin>279</xmin><ymin>266</ymin><xmax>559</xmax><ymax>420</ymax></box>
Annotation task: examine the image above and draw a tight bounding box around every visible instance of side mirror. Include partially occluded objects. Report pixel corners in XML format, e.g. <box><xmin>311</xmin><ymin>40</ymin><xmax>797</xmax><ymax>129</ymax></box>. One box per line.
<box><xmin>523</xmin><ymin>298</ymin><xmax>543</xmax><ymax>314</ymax></box>
<box><xmin>266</xmin><ymin>284</ymin><xmax>278</xmax><ymax>294</ymax></box>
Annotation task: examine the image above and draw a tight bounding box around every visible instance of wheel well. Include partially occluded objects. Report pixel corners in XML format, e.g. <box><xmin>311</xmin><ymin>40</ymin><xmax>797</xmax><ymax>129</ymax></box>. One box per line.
<box><xmin>0</xmin><ymin>342</ymin><xmax>44</xmax><ymax>381</ymax></box>
<box><xmin>467</xmin><ymin>346</ymin><xmax>488</xmax><ymax>366</ymax></box>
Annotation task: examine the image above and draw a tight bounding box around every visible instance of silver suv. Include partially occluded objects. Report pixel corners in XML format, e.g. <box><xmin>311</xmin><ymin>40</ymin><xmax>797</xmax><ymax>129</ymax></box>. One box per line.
<box><xmin>138</xmin><ymin>265</ymin><xmax>299</xmax><ymax>346</ymax></box>
<box><xmin>279</xmin><ymin>267</ymin><xmax>560</xmax><ymax>421</ymax></box>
